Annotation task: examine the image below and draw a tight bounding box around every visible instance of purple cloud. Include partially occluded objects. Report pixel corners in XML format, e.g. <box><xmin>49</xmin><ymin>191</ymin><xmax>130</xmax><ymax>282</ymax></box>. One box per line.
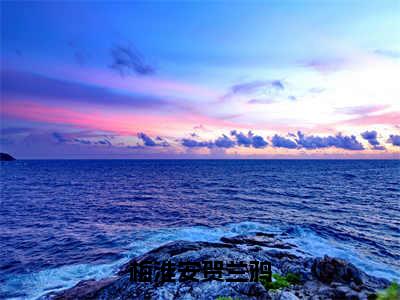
<box><xmin>220</xmin><ymin>79</ymin><xmax>285</xmax><ymax>101</ymax></box>
<box><xmin>230</xmin><ymin>80</ymin><xmax>284</xmax><ymax>95</ymax></box>
<box><xmin>181</xmin><ymin>138</ymin><xmax>213</xmax><ymax>148</ymax></box>
<box><xmin>387</xmin><ymin>135</ymin><xmax>400</xmax><ymax>146</ymax></box>
<box><xmin>51</xmin><ymin>131</ymin><xmax>114</xmax><ymax>147</ymax></box>
<box><xmin>137</xmin><ymin>133</ymin><xmax>169</xmax><ymax>147</ymax></box>
<box><xmin>295</xmin><ymin>131</ymin><xmax>327</xmax><ymax>149</ymax></box>
<box><xmin>230</xmin><ymin>130</ymin><xmax>252</xmax><ymax>147</ymax></box>
<box><xmin>110</xmin><ymin>44</ymin><xmax>155</xmax><ymax>76</ymax></box>
<box><xmin>230</xmin><ymin>130</ymin><xmax>268</xmax><ymax>149</ymax></box>
<box><xmin>271</xmin><ymin>134</ymin><xmax>298</xmax><ymax>149</ymax></box>
<box><xmin>214</xmin><ymin>134</ymin><xmax>235</xmax><ymax>148</ymax></box>
<box><xmin>335</xmin><ymin>105</ymin><xmax>388</xmax><ymax>115</ymax></box>
<box><xmin>74</xmin><ymin>139</ymin><xmax>92</xmax><ymax>145</ymax></box>
<box><xmin>252</xmin><ymin>135</ymin><xmax>268</xmax><ymax>149</ymax></box>
<box><xmin>182</xmin><ymin>134</ymin><xmax>236</xmax><ymax>149</ymax></box>
<box><xmin>296</xmin><ymin>131</ymin><xmax>364</xmax><ymax>150</ymax></box>
<box><xmin>361</xmin><ymin>130</ymin><xmax>382</xmax><ymax>149</ymax></box>
<box><xmin>327</xmin><ymin>134</ymin><xmax>364</xmax><ymax>151</ymax></box>
<box><xmin>96</xmin><ymin>139</ymin><xmax>112</xmax><ymax>146</ymax></box>
<box><xmin>1</xmin><ymin>69</ymin><xmax>167</xmax><ymax>108</ymax></box>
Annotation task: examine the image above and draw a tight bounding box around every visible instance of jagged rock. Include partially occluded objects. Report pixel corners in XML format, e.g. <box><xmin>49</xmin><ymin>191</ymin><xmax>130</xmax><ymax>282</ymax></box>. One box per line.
<box><xmin>220</xmin><ymin>234</ymin><xmax>295</xmax><ymax>249</ymax></box>
<box><xmin>44</xmin><ymin>277</ymin><xmax>119</xmax><ymax>299</ymax></box>
<box><xmin>270</xmin><ymin>290</ymin><xmax>300</xmax><ymax>300</ymax></box>
<box><xmin>41</xmin><ymin>232</ymin><xmax>391</xmax><ymax>300</ymax></box>
<box><xmin>119</xmin><ymin>241</ymin><xmax>234</xmax><ymax>276</ymax></box>
<box><xmin>312</xmin><ymin>256</ymin><xmax>363</xmax><ymax>285</ymax></box>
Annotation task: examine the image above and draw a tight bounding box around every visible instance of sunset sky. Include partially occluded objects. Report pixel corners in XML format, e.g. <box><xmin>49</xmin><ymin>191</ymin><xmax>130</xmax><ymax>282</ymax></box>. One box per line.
<box><xmin>1</xmin><ymin>1</ymin><xmax>400</xmax><ymax>158</ymax></box>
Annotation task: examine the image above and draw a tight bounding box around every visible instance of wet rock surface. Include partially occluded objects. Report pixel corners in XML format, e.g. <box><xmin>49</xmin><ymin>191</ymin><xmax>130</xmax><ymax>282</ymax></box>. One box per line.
<box><xmin>42</xmin><ymin>232</ymin><xmax>390</xmax><ymax>300</ymax></box>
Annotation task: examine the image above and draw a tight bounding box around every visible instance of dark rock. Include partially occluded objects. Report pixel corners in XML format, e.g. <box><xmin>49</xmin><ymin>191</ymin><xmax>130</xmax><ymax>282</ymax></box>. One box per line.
<box><xmin>255</xmin><ymin>232</ymin><xmax>277</xmax><ymax>238</ymax></box>
<box><xmin>0</xmin><ymin>153</ymin><xmax>16</xmax><ymax>161</ymax></box>
<box><xmin>220</xmin><ymin>234</ymin><xmax>295</xmax><ymax>249</ymax></box>
<box><xmin>262</xmin><ymin>249</ymin><xmax>299</xmax><ymax>260</ymax></box>
<box><xmin>118</xmin><ymin>240</ymin><xmax>234</xmax><ymax>275</ymax></box>
<box><xmin>44</xmin><ymin>277</ymin><xmax>118</xmax><ymax>299</ymax></box>
<box><xmin>41</xmin><ymin>232</ymin><xmax>391</xmax><ymax>300</ymax></box>
<box><xmin>312</xmin><ymin>255</ymin><xmax>363</xmax><ymax>285</ymax></box>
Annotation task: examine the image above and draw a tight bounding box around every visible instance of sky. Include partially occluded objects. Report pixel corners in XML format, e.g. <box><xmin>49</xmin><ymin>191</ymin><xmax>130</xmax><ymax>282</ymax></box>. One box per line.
<box><xmin>1</xmin><ymin>1</ymin><xmax>400</xmax><ymax>159</ymax></box>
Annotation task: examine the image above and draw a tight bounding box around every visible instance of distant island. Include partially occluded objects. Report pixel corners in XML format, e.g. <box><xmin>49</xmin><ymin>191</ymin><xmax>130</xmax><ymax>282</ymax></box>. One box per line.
<box><xmin>0</xmin><ymin>153</ymin><xmax>16</xmax><ymax>161</ymax></box>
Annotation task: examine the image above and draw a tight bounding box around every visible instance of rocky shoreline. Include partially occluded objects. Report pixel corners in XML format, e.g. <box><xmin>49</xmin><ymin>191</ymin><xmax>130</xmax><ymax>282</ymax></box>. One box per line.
<box><xmin>42</xmin><ymin>231</ymin><xmax>393</xmax><ymax>300</ymax></box>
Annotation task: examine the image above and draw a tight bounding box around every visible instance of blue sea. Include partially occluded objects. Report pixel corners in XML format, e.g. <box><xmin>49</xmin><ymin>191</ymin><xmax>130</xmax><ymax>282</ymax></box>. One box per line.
<box><xmin>0</xmin><ymin>160</ymin><xmax>399</xmax><ymax>299</ymax></box>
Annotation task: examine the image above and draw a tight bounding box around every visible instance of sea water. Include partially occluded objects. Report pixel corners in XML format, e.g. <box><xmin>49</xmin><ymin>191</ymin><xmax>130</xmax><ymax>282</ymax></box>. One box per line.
<box><xmin>0</xmin><ymin>160</ymin><xmax>399</xmax><ymax>299</ymax></box>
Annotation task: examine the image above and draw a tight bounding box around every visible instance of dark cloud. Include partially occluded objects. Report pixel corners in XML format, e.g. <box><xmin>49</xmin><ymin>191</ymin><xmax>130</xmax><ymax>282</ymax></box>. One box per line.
<box><xmin>181</xmin><ymin>138</ymin><xmax>213</xmax><ymax>148</ymax></box>
<box><xmin>2</xmin><ymin>129</ymin><xmax>118</xmax><ymax>148</ymax></box>
<box><xmin>74</xmin><ymin>139</ymin><xmax>91</xmax><ymax>145</ymax></box>
<box><xmin>271</xmin><ymin>80</ymin><xmax>284</xmax><ymax>90</ymax></box>
<box><xmin>110</xmin><ymin>44</ymin><xmax>155</xmax><ymax>76</ymax></box>
<box><xmin>326</xmin><ymin>134</ymin><xmax>364</xmax><ymax>150</ymax></box>
<box><xmin>96</xmin><ymin>139</ymin><xmax>112</xmax><ymax>146</ymax></box>
<box><xmin>296</xmin><ymin>131</ymin><xmax>329</xmax><ymax>149</ymax></box>
<box><xmin>361</xmin><ymin>130</ymin><xmax>380</xmax><ymax>146</ymax></box>
<box><xmin>137</xmin><ymin>132</ymin><xmax>157</xmax><ymax>147</ymax></box>
<box><xmin>221</xmin><ymin>80</ymin><xmax>285</xmax><ymax>101</ymax></box>
<box><xmin>52</xmin><ymin>132</ymin><xmax>68</xmax><ymax>143</ymax></box>
<box><xmin>214</xmin><ymin>134</ymin><xmax>235</xmax><ymax>148</ymax></box>
<box><xmin>65</xmin><ymin>136</ymin><xmax>112</xmax><ymax>146</ymax></box>
<box><xmin>371</xmin><ymin>145</ymin><xmax>386</xmax><ymax>151</ymax></box>
<box><xmin>230</xmin><ymin>130</ymin><xmax>252</xmax><ymax>147</ymax></box>
<box><xmin>271</xmin><ymin>134</ymin><xmax>298</xmax><ymax>149</ymax></box>
<box><xmin>137</xmin><ymin>132</ymin><xmax>169</xmax><ymax>147</ymax></box>
<box><xmin>252</xmin><ymin>135</ymin><xmax>268</xmax><ymax>149</ymax></box>
<box><xmin>388</xmin><ymin>135</ymin><xmax>400</xmax><ymax>146</ymax></box>
<box><xmin>296</xmin><ymin>131</ymin><xmax>364</xmax><ymax>150</ymax></box>
<box><xmin>230</xmin><ymin>130</ymin><xmax>268</xmax><ymax>148</ymax></box>
<box><xmin>182</xmin><ymin>134</ymin><xmax>236</xmax><ymax>149</ymax></box>
<box><xmin>1</xmin><ymin>69</ymin><xmax>166</xmax><ymax>108</ymax></box>
<box><xmin>0</xmin><ymin>129</ymin><xmax>185</xmax><ymax>158</ymax></box>
<box><xmin>230</xmin><ymin>80</ymin><xmax>284</xmax><ymax>95</ymax></box>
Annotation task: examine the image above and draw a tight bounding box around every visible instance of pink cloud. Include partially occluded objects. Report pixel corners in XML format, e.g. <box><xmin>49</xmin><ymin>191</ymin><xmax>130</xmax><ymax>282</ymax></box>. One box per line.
<box><xmin>1</xmin><ymin>98</ymin><xmax>238</xmax><ymax>136</ymax></box>
<box><xmin>335</xmin><ymin>105</ymin><xmax>389</xmax><ymax>115</ymax></box>
<box><xmin>340</xmin><ymin>111</ymin><xmax>400</xmax><ymax>126</ymax></box>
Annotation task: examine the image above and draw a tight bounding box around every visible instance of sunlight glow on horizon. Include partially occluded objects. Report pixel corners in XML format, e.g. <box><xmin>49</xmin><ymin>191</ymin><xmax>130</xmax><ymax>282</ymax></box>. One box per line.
<box><xmin>1</xmin><ymin>1</ymin><xmax>399</xmax><ymax>158</ymax></box>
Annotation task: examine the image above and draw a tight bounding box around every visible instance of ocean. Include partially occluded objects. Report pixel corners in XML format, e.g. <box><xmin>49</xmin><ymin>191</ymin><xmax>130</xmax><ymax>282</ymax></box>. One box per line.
<box><xmin>0</xmin><ymin>160</ymin><xmax>399</xmax><ymax>299</ymax></box>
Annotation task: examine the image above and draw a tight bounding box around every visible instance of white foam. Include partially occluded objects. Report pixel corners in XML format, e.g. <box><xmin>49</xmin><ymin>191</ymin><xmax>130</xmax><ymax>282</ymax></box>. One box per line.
<box><xmin>1</xmin><ymin>222</ymin><xmax>398</xmax><ymax>299</ymax></box>
<box><xmin>287</xmin><ymin>226</ymin><xmax>400</xmax><ymax>281</ymax></box>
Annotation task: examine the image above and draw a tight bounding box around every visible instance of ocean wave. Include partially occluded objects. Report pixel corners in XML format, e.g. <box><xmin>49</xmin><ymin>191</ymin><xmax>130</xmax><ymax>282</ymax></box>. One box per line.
<box><xmin>1</xmin><ymin>221</ymin><xmax>398</xmax><ymax>300</ymax></box>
